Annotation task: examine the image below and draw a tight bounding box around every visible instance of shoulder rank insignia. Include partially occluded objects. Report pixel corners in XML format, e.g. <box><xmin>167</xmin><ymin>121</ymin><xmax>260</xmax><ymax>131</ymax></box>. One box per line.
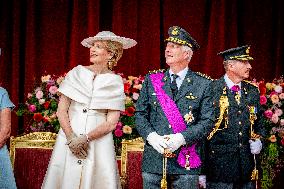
<box><xmin>243</xmin><ymin>80</ymin><xmax>258</xmax><ymax>88</ymax></box>
<box><xmin>196</xmin><ymin>72</ymin><xmax>214</xmax><ymax>81</ymax></box>
<box><xmin>148</xmin><ymin>69</ymin><xmax>165</xmax><ymax>74</ymax></box>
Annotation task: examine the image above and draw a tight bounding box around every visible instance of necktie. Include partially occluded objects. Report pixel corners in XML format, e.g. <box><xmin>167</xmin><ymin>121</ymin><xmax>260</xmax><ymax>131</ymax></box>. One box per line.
<box><xmin>231</xmin><ymin>85</ymin><xmax>240</xmax><ymax>93</ymax></box>
<box><xmin>231</xmin><ymin>85</ymin><xmax>241</xmax><ymax>105</ymax></box>
<box><xmin>171</xmin><ymin>74</ymin><xmax>179</xmax><ymax>98</ymax></box>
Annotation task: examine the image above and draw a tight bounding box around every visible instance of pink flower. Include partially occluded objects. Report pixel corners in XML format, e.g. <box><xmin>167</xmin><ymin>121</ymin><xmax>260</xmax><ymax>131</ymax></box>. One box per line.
<box><xmin>134</xmin><ymin>78</ymin><xmax>140</xmax><ymax>85</ymax></box>
<box><xmin>275</xmin><ymin>109</ymin><xmax>283</xmax><ymax>117</ymax></box>
<box><xmin>49</xmin><ymin>86</ymin><xmax>58</xmax><ymax>94</ymax></box>
<box><xmin>271</xmin><ymin>114</ymin><xmax>279</xmax><ymax>124</ymax></box>
<box><xmin>264</xmin><ymin>110</ymin><xmax>273</xmax><ymax>119</ymax></box>
<box><xmin>259</xmin><ymin>95</ymin><xmax>267</xmax><ymax>105</ymax></box>
<box><xmin>270</xmin><ymin>91</ymin><xmax>277</xmax><ymax>96</ymax></box>
<box><xmin>36</xmin><ymin>90</ymin><xmax>44</xmax><ymax>99</ymax></box>
<box><xmin>27</xmin><ymin>93</ymin><xmax>33</xmax><ymax>98</ymax></box>
<box><xmin>279</xmin><ymin>93</ymin><xmax>284</xmax><ymax>100</ymax></box>
<box><xmin>28</xmin><ymin>105</ymin><xmax>36</xmax><ymax>112</ymax></box>
<box><xmin>280</xmin><ymin>119</ymin><xmax>284</xmax><ymax>126</ymax></box>
<box><xmin>114</xmin><ymin>129</ymin><xmax>123</xmax><ymax>137</ymax></box>
<box><xmin>116</xmin><ymin>122</ymin><xmax>123</xmax><ymax>129</ymax></box>
<box><xmin>132</xmin><ymin>92</ymin><xmax>139</xmax><ymax>100</ymax></box>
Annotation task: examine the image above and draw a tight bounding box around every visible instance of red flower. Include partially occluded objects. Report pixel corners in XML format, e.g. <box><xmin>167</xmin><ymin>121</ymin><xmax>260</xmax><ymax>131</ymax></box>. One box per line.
<box><xmin>131</xmin><ymin>87</ymin><xmax>139</xmax><ymax>93</ymax></box>
<box><xmin>124</xmin><ymin>82</ymin><xmax>131</xmax><ymax>94</ymax></box>
<box><xmin>43</xmin><ymin>117</ymin><xmax>49</xmax><ymax>123</ymax></box>
<box><xmin>125</xmin><ymin>106</ymin><xmax>135</xmax><ymax>116</ymax></box>
<box><xmin>259</xmin><ymin>81</ymin><xmax>266</xmax><ymax>96</ymax></box>
<box><xmin>43</xmin><ymin>101</ymin><xmax>50</xmax><ymax>109</ymax></box>
<box><xmin>33</xmin><ymin>113</ymin><xmax>43</xmax><ymax>122</ymax></box>
<box><xmin>281</xmin><ymin>137</ymin><xmax>284</xmax><ymax>146</ymax></box>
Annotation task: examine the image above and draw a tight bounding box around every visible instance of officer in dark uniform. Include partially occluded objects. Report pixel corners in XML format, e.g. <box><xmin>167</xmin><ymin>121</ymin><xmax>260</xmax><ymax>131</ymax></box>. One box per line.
<box><xmin>206</xmin><ymin>45</ymin><xmax>266</xmax><ymax>189</ymax></box>
<box><xmin>135</xmin><ymin>26</ymin><xmax>214</xmax><ymax>189</ymax></box>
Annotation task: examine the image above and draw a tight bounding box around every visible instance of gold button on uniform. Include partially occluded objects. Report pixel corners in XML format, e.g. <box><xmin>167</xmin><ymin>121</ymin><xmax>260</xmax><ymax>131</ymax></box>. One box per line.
<box><xmin>239</xmin><ymin>143</ymin><xmax>242</xmax><ymax>147</ymax></box>
<box><xmin>238</xmin><ymin>110</ymin><xmax>242</xmax><ymax>114</ymax></box>
<box><xmin>239</xmin><ymin>132</ymin><xmax>242</xmax><ymax>136</ymax></box>
<box><xmin>239</xmin><ymin>121</ymin><xmax>242</xmax><ymax>125</ymax></box>
<box><xmin>168</xmin><ymin>125</ymin><xmax>171</xmax><ymax>128</ymax></box>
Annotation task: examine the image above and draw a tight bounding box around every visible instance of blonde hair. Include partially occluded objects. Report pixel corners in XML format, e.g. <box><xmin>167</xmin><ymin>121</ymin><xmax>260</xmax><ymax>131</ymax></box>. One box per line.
<box><xmin>105</xmin><ymin>40</ymin><xmax>123</xmax><ymax>70</ymax></box>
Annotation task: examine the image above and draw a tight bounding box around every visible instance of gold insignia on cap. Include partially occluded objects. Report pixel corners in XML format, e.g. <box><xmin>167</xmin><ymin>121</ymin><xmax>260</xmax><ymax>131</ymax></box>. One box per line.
<box><xmin>172</xmin><ymin>27</ymin><xmax>179</xmax><ymax>35</ymax></box>
<box><xmin>246</xmin><ymin>47</ymin><xmax>250</xmax><ymax>54</ymax></box>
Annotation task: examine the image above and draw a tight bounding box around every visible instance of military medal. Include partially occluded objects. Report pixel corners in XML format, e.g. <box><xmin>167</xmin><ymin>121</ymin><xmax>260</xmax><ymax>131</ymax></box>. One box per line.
<box><xmin>235</xmin><ymin>92</ymin><xmax>241</xmax><ymax>105</ymax></box>
<box><xmin>184</xmin><ymin>106</ymin><xmax>194</xmax><ymax>123</ymax></box>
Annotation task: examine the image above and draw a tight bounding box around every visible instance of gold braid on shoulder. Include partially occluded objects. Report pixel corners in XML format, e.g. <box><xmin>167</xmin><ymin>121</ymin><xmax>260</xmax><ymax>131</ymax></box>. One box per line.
<box><xmin>148</xmin><ymin>69</ymin><xmax>165</xmax><ymax>74</ymax></box>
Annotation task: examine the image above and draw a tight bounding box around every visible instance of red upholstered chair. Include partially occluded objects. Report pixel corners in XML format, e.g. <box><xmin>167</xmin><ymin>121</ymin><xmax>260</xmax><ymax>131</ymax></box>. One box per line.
<box><xmin>120</xmin><ymin>137</ymin><xmax>144</xmax><ymax>189</ymax></box>
<box><xmin>9</xmin><ymin>132</ymin><xmax>57</xmax><ymax>189</ymax></box>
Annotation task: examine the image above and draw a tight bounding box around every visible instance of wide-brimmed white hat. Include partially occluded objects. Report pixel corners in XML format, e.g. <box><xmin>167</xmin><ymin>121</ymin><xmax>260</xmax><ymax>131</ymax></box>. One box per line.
<box><xmin>81</xmin><ymin>31</ymin><xmax>137</xmax><ymax>49</ymax></box>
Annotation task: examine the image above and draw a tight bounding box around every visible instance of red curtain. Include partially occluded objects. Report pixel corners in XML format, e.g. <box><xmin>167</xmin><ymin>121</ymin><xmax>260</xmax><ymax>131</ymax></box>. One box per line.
<box><xmin>0</xmin><ymin>0</ymin><xmax>283</xmax><ymax>135</ymax></box>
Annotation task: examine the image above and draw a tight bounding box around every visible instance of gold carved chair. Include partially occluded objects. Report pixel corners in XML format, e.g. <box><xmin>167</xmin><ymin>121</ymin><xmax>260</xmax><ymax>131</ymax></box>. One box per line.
<box><xmin>120</xmin><ymin>137</ymin><xmax>144</xmax><ymax>189</ymax></box>
<box><xmin>10</xmin><ymin>132</ymin><xmax>57</xmax><ymax>189</ymax></box>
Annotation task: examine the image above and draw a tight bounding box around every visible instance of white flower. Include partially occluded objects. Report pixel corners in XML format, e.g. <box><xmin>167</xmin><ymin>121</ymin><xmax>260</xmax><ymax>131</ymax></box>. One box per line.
<box><xmin>39</xmin><ymin>99</ymin><xmax>45</xmax><ymax>104</ymax></box>
<box><xmin>132</xmin><ymin>92</ymin><xmax>139</xmax><ymax>100</ymax></box>
<box><xmin>274</xmin><ymin>85</ymin><xmax>283</xmax><ymax>93</ymax></box>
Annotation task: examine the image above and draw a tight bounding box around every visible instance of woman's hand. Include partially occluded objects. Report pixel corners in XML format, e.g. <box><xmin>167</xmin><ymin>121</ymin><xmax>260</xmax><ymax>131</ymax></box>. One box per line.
<box><xmin>67</xmin><ymin>135</ymin><xmax>89</xmax><ymax>159</ymax></box>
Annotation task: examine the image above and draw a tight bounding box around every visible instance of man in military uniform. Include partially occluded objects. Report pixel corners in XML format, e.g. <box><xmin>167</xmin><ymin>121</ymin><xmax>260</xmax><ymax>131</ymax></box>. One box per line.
<box><xmin>206</xmin><ymin>45</ymin><xmax>265</xmax><ymax>189</ymax></box>
<box><xmin>135</xmin><ymin>26</ymin><xmax>214</xmax><ymax>189</ymax></box>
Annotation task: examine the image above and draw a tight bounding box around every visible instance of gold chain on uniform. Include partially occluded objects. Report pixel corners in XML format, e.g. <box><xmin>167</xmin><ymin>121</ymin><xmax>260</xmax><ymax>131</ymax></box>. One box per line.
<box><xmin>207</xmin><ymin>87</ymin><xmax>229</xmax><ymax>140</ymax></box>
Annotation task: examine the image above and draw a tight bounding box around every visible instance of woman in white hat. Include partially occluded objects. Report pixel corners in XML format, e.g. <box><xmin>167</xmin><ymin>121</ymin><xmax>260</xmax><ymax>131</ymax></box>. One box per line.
<box><xmin>42</xmin><ymin>31</ymin><xmax>137</xmax><ymax>189</ymax></box>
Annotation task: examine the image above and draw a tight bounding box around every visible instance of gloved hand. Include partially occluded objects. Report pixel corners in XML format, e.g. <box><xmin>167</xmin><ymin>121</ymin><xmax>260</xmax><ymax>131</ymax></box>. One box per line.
<box><xmin>65</xmin><ymin>132</ymin><xmax>77</xmax><ymax>145</ymax></box>
<box><xmin>147</xmin><ymin>132</ymin><xmax>168</xmax><ymax>154</ymax></box>
<box><xmin>68</xmin><ymin>135</ymin><xmax>89</xmax><ymax>159</ymax></box>
<box><xmin>164</xmin><ymin>133</ymin><xmax>186</xmax><ymax>152</ymax></box>
<box><xmin>249</xmin><ymin>139</ymin><xmax>262</xmax><ymax>154</ymax></box>
<box><xmin>199</xmin><ymin>175</ymin><xmax>206</xmax><ymax>189</ymax></box>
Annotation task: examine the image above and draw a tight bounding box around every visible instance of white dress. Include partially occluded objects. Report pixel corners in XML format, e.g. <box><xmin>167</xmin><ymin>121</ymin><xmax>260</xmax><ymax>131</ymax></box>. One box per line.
<box><xmin>42</xmin><ymin>65</ymin><xmax>125</xmax><ymax>189</ymax></box>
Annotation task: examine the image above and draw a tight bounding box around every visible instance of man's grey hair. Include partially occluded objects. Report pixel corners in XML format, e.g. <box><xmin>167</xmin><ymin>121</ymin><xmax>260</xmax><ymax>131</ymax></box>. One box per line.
<box><xmin>182</xmin><ymin>45</ymin><xmax>193</xmax><ymax>62</ymax></box>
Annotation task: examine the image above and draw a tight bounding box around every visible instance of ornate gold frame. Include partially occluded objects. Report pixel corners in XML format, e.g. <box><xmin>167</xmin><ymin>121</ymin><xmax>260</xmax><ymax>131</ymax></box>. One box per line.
<box><xmin>120</xmin><ymin>137</ymin><xmax>144</xmax><ymax>188</ymax></box>
<box><xmin>9</xmin><ymin>132</ymin><xmax>57</xmax><ymax>169</ymax></box>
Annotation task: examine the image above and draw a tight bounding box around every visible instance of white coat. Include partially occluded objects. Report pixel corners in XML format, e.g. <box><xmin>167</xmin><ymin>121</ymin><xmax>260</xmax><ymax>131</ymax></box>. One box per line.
<box><xmin>42</xmin><ymin>65</ymin><xmax>125</xmax><ymax>189</ymax></box>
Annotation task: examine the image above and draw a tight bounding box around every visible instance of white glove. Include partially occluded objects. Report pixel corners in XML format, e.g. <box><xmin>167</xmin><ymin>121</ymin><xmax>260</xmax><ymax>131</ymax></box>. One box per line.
<box><xmin>147</xmin><ymin>132</ymin><xmax>168</xmax><ymax>154</ymax></box>
<box><xmin>164</xmin><ymin>133</ymin><xmax>186</xmax><ymax>152</ymax></box>
<box><xmin>249</xmin><ymin>139</ymin><xmax>262</xmax><ymax>154</ymax></box>
<box><xmin>199</xmin><ymin>175</ymin><xmax>206</xmax><ymax>189</ymax></box>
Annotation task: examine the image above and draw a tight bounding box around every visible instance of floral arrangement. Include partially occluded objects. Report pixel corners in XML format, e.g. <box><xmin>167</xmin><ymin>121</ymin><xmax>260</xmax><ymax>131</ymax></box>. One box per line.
<box><xmin>16</xmin><ymin>74</ymin><xmax>65</xmax><ymax>133</ymax></box>
<box><xmin>254</xmin><ymin>77</ymin><xmax>284</xmax><ymax>189</ymax></box>
<box><xmin>113</xmin><ymin>74</ymin><xmax>144</xmax><ymax>150</ymax></box>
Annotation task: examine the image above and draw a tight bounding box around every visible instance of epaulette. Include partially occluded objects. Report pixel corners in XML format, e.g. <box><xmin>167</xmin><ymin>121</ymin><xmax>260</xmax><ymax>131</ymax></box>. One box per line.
<box><xmin>243</xmin><ymin>80</ymin><xmax>258</xmax><ymax>88</ymax></box>
<box><xmin>195</xmin><ymin>72</ymin><xmax>214</xmax><ymax>81</ymax></box>
<box><xmin>148</xmin><ymin>69</ymin><xmax>165</xmax><ymax>74</ymax></box>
